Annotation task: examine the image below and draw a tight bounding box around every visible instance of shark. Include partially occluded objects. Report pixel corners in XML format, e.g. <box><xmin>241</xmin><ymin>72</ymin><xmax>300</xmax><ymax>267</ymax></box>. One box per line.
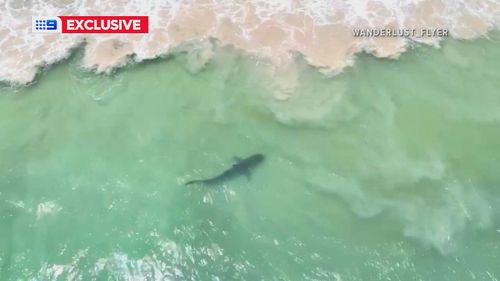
<box><xmin>185</xmin><ymin>154</ymin><xmax>265</xmax><ymax>186</ymax></box>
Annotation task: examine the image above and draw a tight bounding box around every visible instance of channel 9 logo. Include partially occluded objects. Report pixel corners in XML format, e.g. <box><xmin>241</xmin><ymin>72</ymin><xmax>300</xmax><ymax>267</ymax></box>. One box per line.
<box><xmin>32</xmin><ymin>17</ymin><xmax>61</xmax><ymax>33</ymax></box>
<box><xmin>35</xmin><ymin>19</ymin><xmax>57</xmax><ymax>31</ymax></box>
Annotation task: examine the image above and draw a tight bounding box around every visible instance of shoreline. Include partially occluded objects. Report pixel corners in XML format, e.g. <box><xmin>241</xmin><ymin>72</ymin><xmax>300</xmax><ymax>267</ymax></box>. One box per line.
<box><xmin>1</xmin><ymin>0</ymin><xmax>499</xmax><ymax>86</ymax></box>
<box><xmin>0</xmin><ymin>31</ymin><xmax>498</xmax><ymax>93</ymax></box>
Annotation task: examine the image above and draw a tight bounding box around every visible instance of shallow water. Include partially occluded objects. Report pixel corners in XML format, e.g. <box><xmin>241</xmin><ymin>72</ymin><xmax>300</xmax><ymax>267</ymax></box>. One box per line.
<box><xmin>1</xmin><ymin>36</ymin><xmax>500</xmax><ymax>280</ymax></box>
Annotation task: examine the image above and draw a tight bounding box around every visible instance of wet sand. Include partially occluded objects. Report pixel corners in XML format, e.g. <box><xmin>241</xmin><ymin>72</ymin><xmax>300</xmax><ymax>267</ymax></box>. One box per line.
<box><xmin>0</xmin><ymin>0</ymin><xmax>499</xmax><ymax>85</ymax></box>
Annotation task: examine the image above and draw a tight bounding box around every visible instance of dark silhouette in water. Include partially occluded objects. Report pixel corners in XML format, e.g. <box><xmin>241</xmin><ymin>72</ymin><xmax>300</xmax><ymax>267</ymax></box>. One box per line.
<box><xmin>185</xmin><ymin>154</ymin><xmax>265</xmax><ymax>186</ymax></box>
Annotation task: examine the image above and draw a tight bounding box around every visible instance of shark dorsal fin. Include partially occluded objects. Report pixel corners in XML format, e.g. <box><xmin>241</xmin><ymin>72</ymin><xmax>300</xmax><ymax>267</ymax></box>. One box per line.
<box><xmin>232</xmin><ymin>156</ymin><xmax>243</xmax><ymax>163</ymax></box>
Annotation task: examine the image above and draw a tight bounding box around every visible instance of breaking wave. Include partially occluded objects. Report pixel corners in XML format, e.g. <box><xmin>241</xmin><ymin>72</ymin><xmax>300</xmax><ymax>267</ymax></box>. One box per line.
<box><xmin>1</xmin><ymin>0</ymin><xmax>499</xmax><ymax>85</ymax></box>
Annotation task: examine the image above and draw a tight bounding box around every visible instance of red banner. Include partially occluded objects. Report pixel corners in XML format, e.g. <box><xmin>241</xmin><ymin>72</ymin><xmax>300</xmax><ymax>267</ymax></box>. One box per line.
<box><xmin>58</xmin><ymin>16</ymin><xmax>148</xmax><ymax>33</ymax></box>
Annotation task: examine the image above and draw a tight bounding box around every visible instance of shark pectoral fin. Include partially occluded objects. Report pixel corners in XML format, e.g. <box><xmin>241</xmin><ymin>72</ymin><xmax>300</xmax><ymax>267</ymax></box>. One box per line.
<box><xmin>244</xmin><ymin>171</ymin><xmax>252</xmax><ymax>181</ymax></box>
<box><xmin>232</xmin><ymin>156</ymin><xmax>243</xmax><ymax>162</ymax></box>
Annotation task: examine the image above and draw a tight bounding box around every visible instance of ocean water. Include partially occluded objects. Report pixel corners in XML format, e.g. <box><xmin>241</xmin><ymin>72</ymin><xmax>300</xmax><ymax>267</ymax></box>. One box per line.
<box><xmin>1</xmin><ymin>35</ymin><xmax>500</xmax><ymax>280</ymax></box>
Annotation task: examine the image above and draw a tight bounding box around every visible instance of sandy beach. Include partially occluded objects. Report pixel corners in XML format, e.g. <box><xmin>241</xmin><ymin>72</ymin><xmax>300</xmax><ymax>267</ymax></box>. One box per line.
<box><xmin>1</xmin><ymin>0</ymin><xmax>498</xmax><ymax>85</ymax></box>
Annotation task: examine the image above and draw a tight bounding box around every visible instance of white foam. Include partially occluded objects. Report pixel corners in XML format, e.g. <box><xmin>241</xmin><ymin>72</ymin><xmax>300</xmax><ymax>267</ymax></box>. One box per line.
<box><xmin>0</xmin><ymin>0</ymin><xmax>498</xmax><ymax>85</ymax></box>
<box><xmin>36</xmin><ymin>200</ymin><xmax>62</xmax><ymax>219</ymax></box>
<box><xmin>34</xmin><ymin>237</ymin><xmax>225</xmax><ymax>280</ymax></box>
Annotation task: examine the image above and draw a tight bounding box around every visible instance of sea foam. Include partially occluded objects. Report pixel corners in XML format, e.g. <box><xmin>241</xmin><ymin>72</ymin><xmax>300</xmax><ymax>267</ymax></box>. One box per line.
<box><xmin>1</xmin><ymin>0</ymin><xmax>499</xmax><ymax>85</ymax></box>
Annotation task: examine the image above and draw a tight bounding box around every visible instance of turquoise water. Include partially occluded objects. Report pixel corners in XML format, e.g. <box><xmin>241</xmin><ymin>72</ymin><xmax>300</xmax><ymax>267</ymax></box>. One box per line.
<box><xmin>1</xmin><ymin>36</ymin><xmax>500</xmax><ymax>280</ymax></box>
